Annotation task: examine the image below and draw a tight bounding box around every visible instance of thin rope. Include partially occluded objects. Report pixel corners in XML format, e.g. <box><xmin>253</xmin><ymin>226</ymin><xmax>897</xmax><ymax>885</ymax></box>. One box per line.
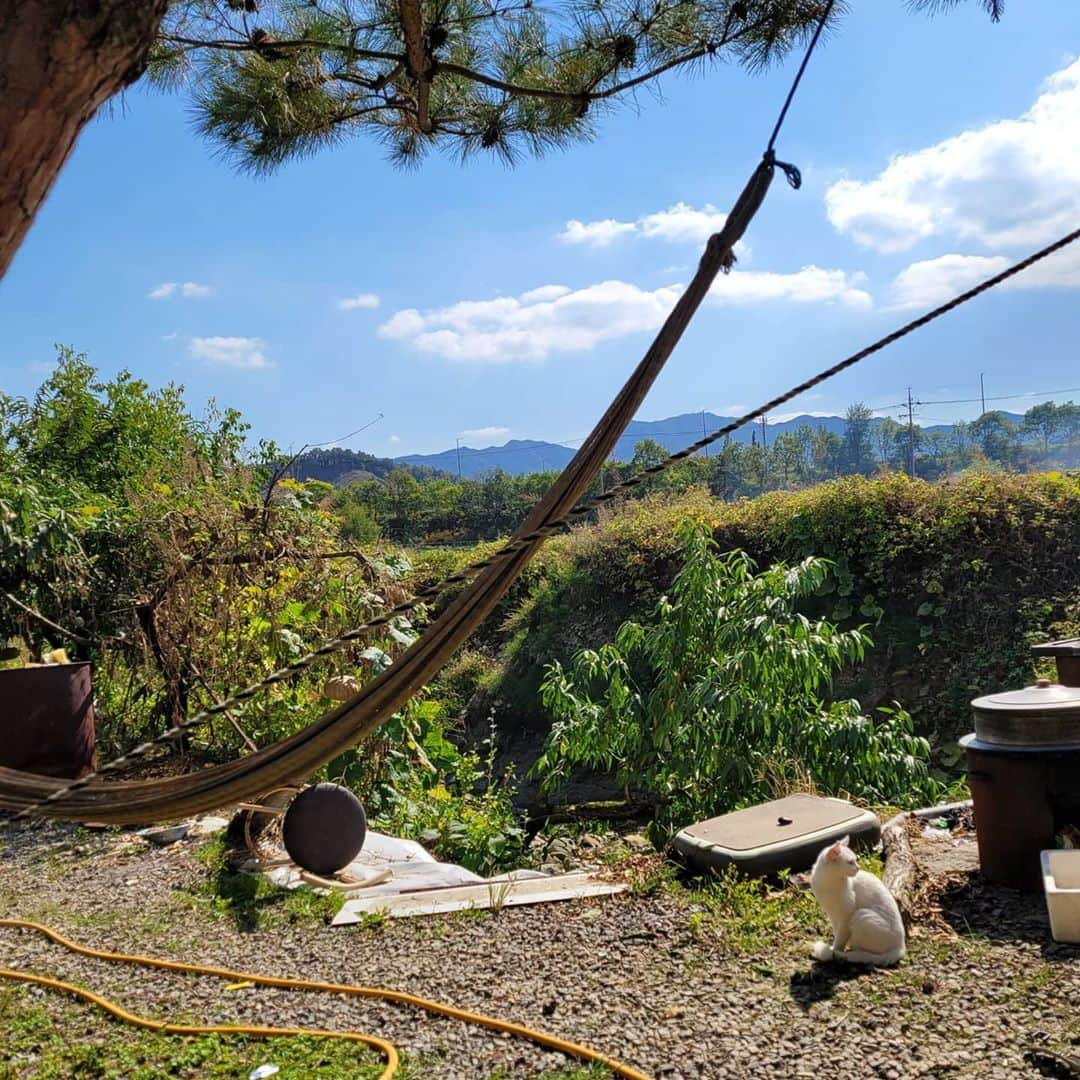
<box><xmin>16</xmin><ymin>222</ymin><xmax>1078</xmax><ymax>821</ymax></box>
<box><xmin>2</xmin><ymin>591</ymin><xmax>95</xmax><ymax>648</ymax></box>
<box><xmin>766</xmin><ymin>0</ymin><xmax>838</xmax><ymax>154</ymax></box>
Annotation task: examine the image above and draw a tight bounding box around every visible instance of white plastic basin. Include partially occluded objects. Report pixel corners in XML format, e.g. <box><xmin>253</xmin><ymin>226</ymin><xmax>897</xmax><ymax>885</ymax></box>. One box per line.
<box><xmin>1042</xmin><ymin>849</ymin><xmax>1080</xmax><ymax>944</ymax></box>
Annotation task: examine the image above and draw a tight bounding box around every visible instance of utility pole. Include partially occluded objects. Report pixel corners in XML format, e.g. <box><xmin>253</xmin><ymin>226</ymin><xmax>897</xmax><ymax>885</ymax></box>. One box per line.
<box><xmin>455</xmin><ymin>437</ymin><xmax>462</xmax><ymax>479</ymax></box>
<box><xmin>980</xmin><ymin>372</ymin><xmax>986</xmax><ymax>417</ymax></box>
<box><xmin>702</xmin><ymin>410</ymin><xmax>709</xmax><ymax>458</ymax></box>
<box><xmin>760</xmin><ymin>415</ymin><xmax>768</xmax><ymax>486</ymax></box>
<box><xmin>906</xmin><ymin>388</ymin><xmax>916</xmax><ymax>478</ymax></box>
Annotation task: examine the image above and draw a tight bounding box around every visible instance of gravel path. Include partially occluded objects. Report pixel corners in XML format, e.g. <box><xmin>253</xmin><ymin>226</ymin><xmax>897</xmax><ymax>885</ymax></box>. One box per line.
<box><xmin>1</xmin><ymin>819</ymin><xmax>1077</xmax><ymax>1079</ymax></box>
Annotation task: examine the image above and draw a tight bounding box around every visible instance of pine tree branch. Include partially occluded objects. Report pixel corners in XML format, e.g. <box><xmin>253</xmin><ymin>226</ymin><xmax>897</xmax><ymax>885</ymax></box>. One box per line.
<box><xmin>168</xmin><ymin>9</ymin><xmax>771</xmax><ymax>108</ymax></box>
<box><xmin>161</xmin><ymin>0</ymin><xmax>841</xmax><ymax>168</ymax></box>
<box><xmin>162</xmin><ymin>34</ymin><xmax>403</xmax><ymax>65</ymax></box>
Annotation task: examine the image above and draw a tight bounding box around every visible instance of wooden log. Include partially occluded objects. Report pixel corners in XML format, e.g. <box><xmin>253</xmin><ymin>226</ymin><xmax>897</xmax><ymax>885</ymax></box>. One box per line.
<box><xmin>881</xmin><ymin>811</ymin><xmax>918</xmax><ymax>927</ymax></box>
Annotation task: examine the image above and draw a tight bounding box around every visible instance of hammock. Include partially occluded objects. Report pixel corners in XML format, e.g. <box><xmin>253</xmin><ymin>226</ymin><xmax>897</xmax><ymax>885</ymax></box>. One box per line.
<box><xmin>0</xmin><ymin>160</ymin><xmax>777</xmax><ymax>824</ymax></box>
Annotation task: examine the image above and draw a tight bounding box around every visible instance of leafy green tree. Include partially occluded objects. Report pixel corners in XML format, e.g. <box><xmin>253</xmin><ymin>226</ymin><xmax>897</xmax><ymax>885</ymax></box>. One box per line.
<box><xmin>535</xmin><ymin>525</ymin><xmax>938</xmax><ymax>836</ymax></box>
<box><xmin>810</xmin><ymin>426</ymin><xmax>843</xmax><ymax>479</ymax></box>
<box><xmin>969</xmin><ymin>410</ymin><xmax>1019</xmax><ymax>465</ymax></box>
<box><xmin>790</xmin><ymin>424</ymin><xmax>816</xmax><ymax>483</ymax></box>
<box><xmin>1020</xmin><ymin>400</ymin><xmax>1080</xmax><ymax>460</ymax></box>
<box><xmin>873</xmin><ymin>416</ymin><xmax>901</xmax><ymax>469</ymax></box>
<box><xmin>337</xmin><ymin>498</ymin><xmax>382</xmax><ymax>542</ymax></box>
<box><xmin>742</xmin><ymin>441</ymin><xmax>769</xmax><ymax>493</ymax></box>
<box><xmin>841</xmin><ymin>402</ymin><xmax>876</xmax><ymax>476</ymax></box>
<box><xmin>380</xmin><ymin>469</ymin><xmax>427</xmax><ymax>539</ymax></box>
<box><xmin>629</xmin><ymin>437</ymin><xmax>668</xmax><ymax>470</ymax></box>
<box><xmin>918</xmin><ymin>429</ymin><xmax>952</xmax><ymax>479</ymax></box>
<box><xmin>0</xmin><ymin>348</ymin><xmax>256</xmax><ymax>652</ymax></box>
<box><xmin>772</xmin><ymin>431</ymin><xmax>806</xmax><ymax>487</ymax></box>
<box><xmin>707</xmin><ymin>441</ymin><xmax>743</xmax><ymax>500</ymax></box>
<box><xmin>626</xmin><ymin>437</ymin><xmax>669</xmax><ymax>495</ymax></box>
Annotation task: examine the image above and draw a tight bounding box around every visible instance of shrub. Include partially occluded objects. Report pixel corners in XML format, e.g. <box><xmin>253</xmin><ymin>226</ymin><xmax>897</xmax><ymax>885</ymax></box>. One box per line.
<box><xmin>535</xmin><ymin>524</ymin><xmax>939</xmax><ymax>837</ymax></box>
<box><xmin>328</xmin><ymin>701</ymin><xmax>525</xmax><ymax>875</ymax></box>
<box><xmin>499</xmin><ymin>473</ymin><xmax>1080</xmax><ymax>752</ymax></box>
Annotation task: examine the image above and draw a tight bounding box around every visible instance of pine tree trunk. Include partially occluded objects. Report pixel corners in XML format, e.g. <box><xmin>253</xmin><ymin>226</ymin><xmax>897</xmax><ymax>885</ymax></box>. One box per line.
<box><xmin>0</xmin><ymin>0</ymin><xmax>169</xmax><ymax>280</ymax></box>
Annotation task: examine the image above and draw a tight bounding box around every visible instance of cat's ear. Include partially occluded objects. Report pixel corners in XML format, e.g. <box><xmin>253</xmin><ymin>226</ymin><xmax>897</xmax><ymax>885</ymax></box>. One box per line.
<box><xmin>838</xmin><ymin>835</ymin><xmax>850</xmax><ymax>848</ymax></box>
<box><xmin>827</xmin><ymin>841</ymin><xmax>843</xmax><ymax>859</ymax></box>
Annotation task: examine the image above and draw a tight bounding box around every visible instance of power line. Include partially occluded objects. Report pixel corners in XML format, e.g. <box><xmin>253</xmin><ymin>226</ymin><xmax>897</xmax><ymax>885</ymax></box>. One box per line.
<box><xmin>916</xmin><ymin>384</ymin><xmax>1080</xmax><ymax>407</ymax></box>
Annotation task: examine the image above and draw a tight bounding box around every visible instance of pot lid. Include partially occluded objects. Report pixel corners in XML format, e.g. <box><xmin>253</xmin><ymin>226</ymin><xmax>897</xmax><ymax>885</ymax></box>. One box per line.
<box><xmin>1031</xmin><ymin>637</ymin><xmax>1080</xmax><ymax>657</ymax></box>
<box><xmin>972</xmin><ymin>679</ymin><xmax>1080</xmax><ymax>712</ymax></box>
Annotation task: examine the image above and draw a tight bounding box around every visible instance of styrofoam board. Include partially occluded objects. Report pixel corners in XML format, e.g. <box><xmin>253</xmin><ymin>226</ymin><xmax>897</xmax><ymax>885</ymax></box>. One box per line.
<box><xmin>332</xmin><ymin>872</ymin><xmax>626</xmax><ymax>923</ymax></box>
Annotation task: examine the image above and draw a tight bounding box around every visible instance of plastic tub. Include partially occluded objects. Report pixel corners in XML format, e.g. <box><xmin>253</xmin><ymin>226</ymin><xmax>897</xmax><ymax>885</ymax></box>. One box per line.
<box><xmin>1041</xmin><ymin>849</ymin><xmax>1080</xmax><ymax>943</ymax></box>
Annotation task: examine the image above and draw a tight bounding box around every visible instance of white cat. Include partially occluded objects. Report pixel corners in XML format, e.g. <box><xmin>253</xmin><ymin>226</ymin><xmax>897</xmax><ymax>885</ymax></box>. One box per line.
<box><xmin>809</xmin><ymin>835</ymin><xmax>906</xmax><ymax>967</ymax></box>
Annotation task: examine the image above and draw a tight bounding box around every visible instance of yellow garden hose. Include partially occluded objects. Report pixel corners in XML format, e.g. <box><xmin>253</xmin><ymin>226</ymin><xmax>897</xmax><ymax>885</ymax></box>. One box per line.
<box><xmin>0</xmin><ymin>918</ymin><xmax>650</xmax><ymax>1080</ymax></box>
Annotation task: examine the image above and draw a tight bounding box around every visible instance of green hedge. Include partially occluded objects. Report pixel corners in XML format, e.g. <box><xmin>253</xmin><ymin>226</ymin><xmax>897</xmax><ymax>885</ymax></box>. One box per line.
<box><xmin>495</xmin><ymin>471</ymin><xmax>1080</xmax><ymax>752</ymax></box>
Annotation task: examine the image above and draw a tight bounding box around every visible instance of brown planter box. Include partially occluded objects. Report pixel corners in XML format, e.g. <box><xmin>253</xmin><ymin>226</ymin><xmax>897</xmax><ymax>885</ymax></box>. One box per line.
<box><xmin>0</xmin><ymin>662</ymin><xmax>97</xmax><ymax>779</ymax></box>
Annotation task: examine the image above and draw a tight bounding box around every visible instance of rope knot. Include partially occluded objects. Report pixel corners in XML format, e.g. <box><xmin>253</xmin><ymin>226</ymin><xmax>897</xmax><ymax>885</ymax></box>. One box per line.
<box><xmin>763</xmin><ymin>148</ymin><xmax>802</xmax><ymax>190</ymax></box>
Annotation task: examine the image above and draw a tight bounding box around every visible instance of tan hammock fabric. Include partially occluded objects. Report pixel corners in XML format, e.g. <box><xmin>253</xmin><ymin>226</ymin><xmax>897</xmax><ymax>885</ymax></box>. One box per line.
<box><xmin>0</xmin><ymin>160</ymin><xmax>775</xmax><ymax>824</ymax></box>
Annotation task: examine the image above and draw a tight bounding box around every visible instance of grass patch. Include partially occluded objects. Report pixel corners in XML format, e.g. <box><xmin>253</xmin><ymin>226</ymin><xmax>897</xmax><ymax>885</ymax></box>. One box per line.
<box><xmin>685</xmin><ymin>865</ymin><xmax>821</xmax><ymax>955</ymax></box>
<box><xmin>192</xmin><ymin>837</ymin><xmax>344</xmax><ymax>932</ymax></box>
<box><xmin>0</xmin><ymin>985</ymin><xmax>422</xmax><ymax>1079</ymax></box>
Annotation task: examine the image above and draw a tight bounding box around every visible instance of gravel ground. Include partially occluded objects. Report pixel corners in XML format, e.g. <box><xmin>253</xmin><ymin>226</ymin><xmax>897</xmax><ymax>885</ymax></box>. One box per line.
<box><xmin>0</xmin><ymin>818</ymin><xmax>1077</xmax><ymax>1080</ymax></box>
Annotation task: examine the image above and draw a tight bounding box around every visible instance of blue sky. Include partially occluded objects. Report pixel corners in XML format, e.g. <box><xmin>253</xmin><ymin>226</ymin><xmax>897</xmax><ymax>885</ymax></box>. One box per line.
<box><xmin>2</xmin><ymin>1</ymin><xmax>1079</xmax><ymax>457</ymax></box>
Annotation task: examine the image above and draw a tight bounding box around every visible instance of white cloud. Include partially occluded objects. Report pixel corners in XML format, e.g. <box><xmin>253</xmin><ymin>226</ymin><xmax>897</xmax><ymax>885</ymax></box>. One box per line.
<box><xmin>519</xmin><ymin>285</ymin><xmax>571</xmax><ymax>303</ymax></box>
<box><xmin>338</xmin><ymin>292</ymin><xmax>381</xmax><ymax>311</ymax></box>
<box><xmin>558</xmin><ymin>219</ymin><xmax>637</xmax><ymax>247</ymax></box>
<box><xmin>461</xmin><ymin>426</ymin><xmax>511</xmax><ymax>442</ymax></box>
<box><xmin>378</xmin><ymin>280</ymin><xmax>683</xmax><ymax>362</ymax></box>
<box><xmin>559</xmin><ymin>202</ymin><xmax>748</xmax><ymax>254</ymax></box>
<box><xmin>709</xmin><ymin>266</ymin><xmax>871</xmax><ymax>309</ymax></box>
<box><xmin>889</xmin><ymin>246</ymin><xmax>1080</xmax><ymax>310</ymax></box>
<box><xmin>826</xmin><ymin>57</ymin><xmax>1080</xmax><ymax>253</ymax></box>
<box><xmin>715</xmin><ymin>404</ymin><xmax>748</xmax><ymax>415</ymax></box>
<box><xmin>888</xmin><ymin>254</ymin><xmax>1010</xmax><ymax>310</ymax></box>
<box><xmin>379</xmin><ymin>263</ymin><xmax>871</xmax><ymax>362</ymax></box>
<box><xmin>639</xmin><ymin>203</ymin><xmax>729</xmax><ymax>244</ymax></box>
<box><xmin>388</xmin><ymin>434</ymin><xmax>402</xmax><ymax>444</ymax></box>
<box><xmin>150</xmin><ymin>281</ymin><xmax>210</xmax><ymax>300</ymax></box>
<box><xmin>190</xmin><ymin>336</ymin><xmax>271</xmax><ymax>370</ymax></box>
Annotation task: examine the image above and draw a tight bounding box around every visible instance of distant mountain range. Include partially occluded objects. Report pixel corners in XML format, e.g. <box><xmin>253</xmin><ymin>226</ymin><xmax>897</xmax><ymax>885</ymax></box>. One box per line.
<box><xmin>286</xmin><ymin>446</ymin><xmax>448</xmax><ymax>484</ymax></box>
<box><xmin>291</xmin><ymin>410</ymin><xmax>1026</xmax><ymax>484</ymax></box>
<box><xmin>395</xmin><ymin>411</ymin><xmax>1024</xmax><ymax>479</ymax></box>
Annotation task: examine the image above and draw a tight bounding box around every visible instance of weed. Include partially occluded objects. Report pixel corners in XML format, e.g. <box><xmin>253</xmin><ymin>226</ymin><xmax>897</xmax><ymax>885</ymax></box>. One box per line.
<box><xmin>0</xmin><ymin>984</ymin><xmax>421</xmax><ymax>1079</ymax></box>
<box><xmin>686</xmin><ymin>864</ymin><xmax>820</xmax><ymax>955</ymax></box>
<box><xmin>191</xmin><ymin>837</ymin><xmax>344</xmax><ymax>932</ymax></box>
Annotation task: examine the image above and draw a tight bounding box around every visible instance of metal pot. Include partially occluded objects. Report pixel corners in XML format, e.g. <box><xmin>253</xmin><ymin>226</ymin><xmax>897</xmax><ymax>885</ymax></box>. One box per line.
<box><xmin>968</xmin><ymin>679</ymin><xmax>1080</xmax><ymax>749</ymax></box>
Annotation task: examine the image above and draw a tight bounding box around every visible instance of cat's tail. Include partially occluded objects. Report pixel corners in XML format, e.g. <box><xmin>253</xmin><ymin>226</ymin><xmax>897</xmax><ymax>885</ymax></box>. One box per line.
<box><xmin>829</xmin><ymin>943</ymin><xmax>905</xmax><ymax>967</ymax></box>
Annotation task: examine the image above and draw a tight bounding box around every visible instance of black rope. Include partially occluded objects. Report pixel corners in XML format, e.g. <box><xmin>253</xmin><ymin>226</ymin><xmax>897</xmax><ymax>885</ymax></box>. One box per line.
<box><xmin>18</xmin><ymin>221</ymin><xmax>1079</xmax><ymax>819</ymax></box>
<box><xmin>765</xmin><ymin>0</ymin><xmax>838</xmax><ymax>154</ymax></box>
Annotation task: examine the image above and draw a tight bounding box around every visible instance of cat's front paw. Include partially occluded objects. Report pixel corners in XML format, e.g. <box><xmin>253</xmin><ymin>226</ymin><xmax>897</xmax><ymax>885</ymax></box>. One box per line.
<box><xmin>811</xmin><ymin>941</ymin><xmax>834</xmax><ymax>962</ymax></box>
